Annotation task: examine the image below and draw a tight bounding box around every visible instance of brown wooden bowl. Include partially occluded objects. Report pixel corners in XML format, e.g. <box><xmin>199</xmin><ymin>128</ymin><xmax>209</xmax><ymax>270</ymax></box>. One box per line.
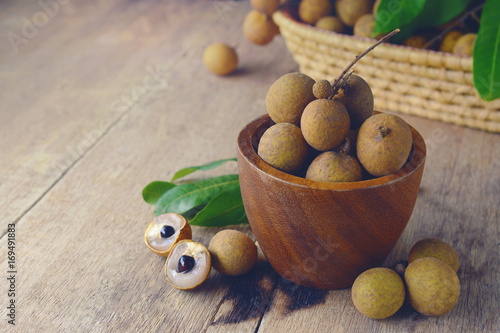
<box><xmin>237</xmin><ymin>114</ymin><xmax>426</xmax><ymax>289</ymax></box>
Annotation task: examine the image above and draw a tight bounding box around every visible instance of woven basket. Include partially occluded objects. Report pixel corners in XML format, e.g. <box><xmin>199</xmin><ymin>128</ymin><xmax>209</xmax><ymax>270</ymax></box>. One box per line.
<box><xmin>273</xmin><ymin>8</ymin><xmax>500</xmax><ymax>133</ymax></box>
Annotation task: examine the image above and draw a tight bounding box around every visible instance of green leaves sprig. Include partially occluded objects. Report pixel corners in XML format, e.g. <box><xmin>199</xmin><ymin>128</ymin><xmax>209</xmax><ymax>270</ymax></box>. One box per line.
<box><xmin>473</xmin><ymin>0</ymin><xmax>500</xmax><ymax>101</ymax></box>
<box><xmin>142</xmin><ymin>158</ymin><xmax>248</xmax><ymax>227</ymax></box>
<box><xmin>374</xmin><ymin>0</ymin><xmax>500</xmax><ymax>101</ymax></box>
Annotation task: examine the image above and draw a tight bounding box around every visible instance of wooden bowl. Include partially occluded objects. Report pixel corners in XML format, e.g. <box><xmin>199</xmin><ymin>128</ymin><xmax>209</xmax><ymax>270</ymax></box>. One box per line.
<box><xmin>237</xmin><ymin>114</ymin><xmax>426</xmax><ymax>289</ymax></box>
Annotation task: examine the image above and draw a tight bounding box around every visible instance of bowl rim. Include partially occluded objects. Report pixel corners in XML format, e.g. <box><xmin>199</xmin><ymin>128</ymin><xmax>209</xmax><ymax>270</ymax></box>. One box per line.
<box><xmin>237</xmin><ymin>113</ymin><xmax>426</xmax><ymax>191</ymax></box>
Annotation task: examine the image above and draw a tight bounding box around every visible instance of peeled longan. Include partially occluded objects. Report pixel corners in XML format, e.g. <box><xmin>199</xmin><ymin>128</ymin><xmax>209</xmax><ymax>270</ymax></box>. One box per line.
<box><xmin>243</xmin><ymin>9</ymin><xmax>279</xmax><ymax>46</ymax></box>
<box><xmin>203</xmin><ymin>43</ymin><xmax>238</xmax><ymax>76</ymax></box>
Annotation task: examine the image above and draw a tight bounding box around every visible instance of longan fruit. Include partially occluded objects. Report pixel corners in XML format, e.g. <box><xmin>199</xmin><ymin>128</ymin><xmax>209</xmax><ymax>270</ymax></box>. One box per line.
<box><xmin>209</xmin><ymin>230</ymin><xmax>257</xmax><ymax>276</ymax></box>
<box><xmin>203</xmin><ymin>43</ymin><xmax>238</xmax><ymax>76</ymax></box>
<box><xmin>352</xmin><ymin>268</ymin><xmax>405</xmax><ymax>319</ymax></box>
<box><xmin>403</xmin><ymin>35</ymin><xmax>427</xmax><ymax>49</ymax></box>
<box><xmin>439</xmin><ymin>30</ymin><xmax>463</xmax><ymax>53</ymax></box>
<box><xmin>336</xmin><ymin>0</ymin><xmax>372</xmax><ymax>27</ymax></box>
<box><xmin>266</xmin><ymin>72</ymin><xmax>316</xmax><ymax>125</ymax></box>
<box><xmin>315</xmin><ymin>16</ymin><xmax>345</xmax><ymax>33</ymax></box>
<box><xmin>243</xmin><ymin>9</ymin><xmax>279</xmax><ymax>46</ymax></box>
<box><xmin>298</xmin><ymin>0</ymin><xmax>333</xmax><ymax>25</ymax></box>
<box><xmin>250</xmin><ymin>0</ymin><xmax>280</xmax><ymax>16</ymax></box>
<box><xmin>453</xmin><ymin>33</ymin><xmax>476</xmax><ymax>56</ymax></box>
<box><xmin>408</xmin><ymin>238</ymin><xmax>460</xmax><ymax>272</ymax></box>
<box><xmin>405</xmin><ymin>258</ymin><xmax>460</xmax><ymax>316</ymax></box>
<box><xmin>353</xmin><ymin>14</ymin><xmax>377</xmax><ymax>39</ymax></box>
<box><xmin>357</xmin><ymin>113</ymin><xmax>413</xmax><ymax>177</ymax></box>
<box><xmin>312</xmin><ymin>79</ymin><xmax>333</xmax><ymax>99</ymax></box>
<box><xmin>258</xmin><ymin>122</ymin><xmax>310</xmax><ymax>174</ymax></box>
<box><xmin>301</xmin><ymin>99</ymin><xmax>350</xmax><ymax>151</ymax></box>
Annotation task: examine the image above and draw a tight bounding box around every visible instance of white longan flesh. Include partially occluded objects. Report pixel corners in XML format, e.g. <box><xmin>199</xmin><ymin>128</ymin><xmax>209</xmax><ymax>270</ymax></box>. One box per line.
<box><xmin>147</xmin><ymin>213</ymin><xmax>184</xmax><ymax>252</ymax></box>
<box><xmin>166</xmin><ymin>242</ymin><xmax>210</xmax><ymax>289</ymax></box>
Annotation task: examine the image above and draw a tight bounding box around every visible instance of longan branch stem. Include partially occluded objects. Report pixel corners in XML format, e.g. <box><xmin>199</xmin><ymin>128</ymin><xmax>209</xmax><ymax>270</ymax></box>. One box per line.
<box><xmin>329</xmin><ymin>28</ymin><xmax>400</xmax><ymax>94</ymax></box>
<box><xmin>328</xmin><ymin>70</ymin><xmax>354</xmax><ymax>100</ymax></box>
<box><xmin>422</xmin><ymin>3</ymin><xmax>484</xmax><ymax>49</ymax></box>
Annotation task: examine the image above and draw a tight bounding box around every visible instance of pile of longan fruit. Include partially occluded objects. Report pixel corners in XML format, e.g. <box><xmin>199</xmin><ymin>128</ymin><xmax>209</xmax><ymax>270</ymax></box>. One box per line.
<box><xmin>352</xmin><ymin>238</ymin><xmax>461</xmax><ymax>319</ymax></box>
<box><xmin>258</xmin><ymin>71</ymin><xmax>414</xmax><ymax>182</ymax></box>
<box><xmin>295</xmin><ymin>0</ymin><xmax>479</xmax><ymax>56</ymax></box>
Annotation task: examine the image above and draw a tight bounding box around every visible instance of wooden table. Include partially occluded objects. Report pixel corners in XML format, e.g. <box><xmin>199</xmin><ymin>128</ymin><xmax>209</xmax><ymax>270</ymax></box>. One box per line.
<box><xmin>1</xmin><ymin>1</ymin><xmax>498</xmax><ymax>332</ymax></box>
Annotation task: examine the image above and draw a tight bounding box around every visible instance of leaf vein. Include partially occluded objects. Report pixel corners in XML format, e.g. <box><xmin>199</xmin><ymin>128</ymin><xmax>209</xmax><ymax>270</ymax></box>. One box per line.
<box><xmin>163</xmin><ymin>179</ymin><xmax>239</xmax><ymax>211</ymax></box>
<box><xmin>490</xmin><ymin>23</ymin><xmax>500</xmax><ymax>99</ymax></box>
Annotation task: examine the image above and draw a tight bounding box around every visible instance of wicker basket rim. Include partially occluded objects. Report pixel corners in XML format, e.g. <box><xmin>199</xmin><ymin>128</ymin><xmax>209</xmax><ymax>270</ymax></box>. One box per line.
<box><xmin>273</xmin><ymin>9</ymin><xmax>474</xmax><ymax>72</ymax></box>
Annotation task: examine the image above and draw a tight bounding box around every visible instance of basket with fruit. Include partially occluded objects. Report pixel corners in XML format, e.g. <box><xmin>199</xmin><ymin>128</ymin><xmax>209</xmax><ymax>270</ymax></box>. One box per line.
<box><xmin>265</xmin><ymin>0</ymin><xmax>500</xmax><ymax>132</ymax></box>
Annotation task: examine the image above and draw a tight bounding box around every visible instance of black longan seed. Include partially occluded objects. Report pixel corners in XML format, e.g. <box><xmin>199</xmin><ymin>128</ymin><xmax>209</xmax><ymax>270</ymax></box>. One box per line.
<box><xmin>160</xmin><ymin>225</ymin><xmax>175</xmax><ymax>238</ymax></box>
<box><xmin>177</xmin><ymin>255</ymin><xmax>195</xmax><ymax>274</ymax></box>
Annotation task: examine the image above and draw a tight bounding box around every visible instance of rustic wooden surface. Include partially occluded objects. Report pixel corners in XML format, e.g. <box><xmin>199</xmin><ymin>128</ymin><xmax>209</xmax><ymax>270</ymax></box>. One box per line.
<box><xmin>0</xmin><ymin>0</ymin><xmax>498</xmax><ymax>332</ymax></box>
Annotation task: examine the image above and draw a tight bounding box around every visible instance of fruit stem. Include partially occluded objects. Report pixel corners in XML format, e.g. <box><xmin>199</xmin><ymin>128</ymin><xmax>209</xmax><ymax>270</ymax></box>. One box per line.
<box><xmin>328</xmin><ymin>70</ymin><xmax>354</xmax><ymax>100</ymax></box>
<box><xmin>394</xmin><ymin>263</ymin><xmax>407</xmax><ymax>276</ymax></box>
<box><xmin>378</xmin><ymin>126</ymin><xmax>390</xmax><ymax>138</ymax></box>
<box><xmin>339</xmin><ymin>137</ymin><xmax>351</xmax><ymax>155</ymax></box>
<box><xmin>329</xmin><ymin>28</ymin><xmax>400</xmax><ymax>95</ymax></box>
<box><xmin>422</xmin><ymin>3</ymin><xmax>485</xmax><ymax>49</ymax></box>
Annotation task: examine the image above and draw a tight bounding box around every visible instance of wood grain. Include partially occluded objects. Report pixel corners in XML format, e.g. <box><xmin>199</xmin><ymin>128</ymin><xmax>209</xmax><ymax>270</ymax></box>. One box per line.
<box><xmin>0</xmin><ymin>1</ymin><xmax>499</xmax><ymax>332</ymax></box>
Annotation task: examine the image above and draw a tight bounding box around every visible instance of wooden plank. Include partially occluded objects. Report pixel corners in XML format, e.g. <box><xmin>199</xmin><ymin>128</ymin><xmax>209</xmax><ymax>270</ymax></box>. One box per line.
<box><xmin>1</xmin><ymin>0</ymin><xmax>499</xmax><ymax>332</ymax></box>
<box><xmin>0</xmin><ymin>0</ymin><xmax>226</xmax><ymax>232</ymax></box>
<box><xmin>1</xmin><ymin>0</ymin><xmax>299</xmax><ymax>331</ymax></box>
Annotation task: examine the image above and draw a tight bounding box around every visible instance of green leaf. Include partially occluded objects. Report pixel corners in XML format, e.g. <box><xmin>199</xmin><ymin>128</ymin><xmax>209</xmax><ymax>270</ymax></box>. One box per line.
<box><xmin>373</xmin><ymin>0</ymin><xmax>473</xmax><ymax>43</ymax></box>
<box><xmin>373</xmin><ymin>0</ymin><xmax>426</xmax><ymax>36</ymax></box>
<box><xmin>189</xmin><ymin>183</ymin><xmax>248</xmax><ymax>227</ymax></box>
<box><xmin>171</xmin><ymin>158</ymin><xmax>237</xmax><ymax>182</ymax></box>
<box><xmin>473</xmin><ymin>0</ymin><xmax>500</xmax><ymax>101</ymax></box>
<box><xmin>155</xmin><ymin>174</ymin><xmax>240</xmax><ymax>216</ymax></box>
<box><xmin>414</xmin><ymin>0</ymin><xmax>472</xmax><ymax>27</ymax></box>
<box><xmin>142</xmin><ymin>181</ymin><xmax>176</xmax><ymax>205</ymax></box>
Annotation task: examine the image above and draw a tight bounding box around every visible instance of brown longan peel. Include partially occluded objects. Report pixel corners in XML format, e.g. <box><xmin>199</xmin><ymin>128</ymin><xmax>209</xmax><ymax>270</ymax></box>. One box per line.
<box><xmin>298</xmin><ymin>0</ymin><xmax>333</xmax><ymax>25</ymax></box>
<box><xmin>266</xmin><ymin>72</ymin><xmax>316</xmax><ymax>125</ymax></box>
<box><xmin>306</xmin><ymin>138</ymin><xmax>363</xmax><ymax>182</ymax></box>
<box><xmin>257</xmin><ymin>122</ymin><xmax>310</xmax><ymax>174</ymax></box>
<box><xmin>332</xmin><ymin>74</ymin><xmax>374</xmax><ymax>129</ymax></box>
<box><xmin>301</xmin><ymin>99</ymin><xmax>350</xmax><ymax>152</ymax></box>
<box><xmin>356</xmin><ymin>113</ymin><xmax>413</xmax><ymax>177</ymax></box>
<box><xmin>243</xmin><ymin>9</ymin><xmax>279</xmax><ymax>46</ymax></box>
<box><xmin>208</xmin><ymin>230</ymin><xmax>257</xmax><ymax>276</ymax></box>
<box><xmin>335</xmin><ymin>0</ymin><xmax>372</xmax><ymax>27</ymax></box>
